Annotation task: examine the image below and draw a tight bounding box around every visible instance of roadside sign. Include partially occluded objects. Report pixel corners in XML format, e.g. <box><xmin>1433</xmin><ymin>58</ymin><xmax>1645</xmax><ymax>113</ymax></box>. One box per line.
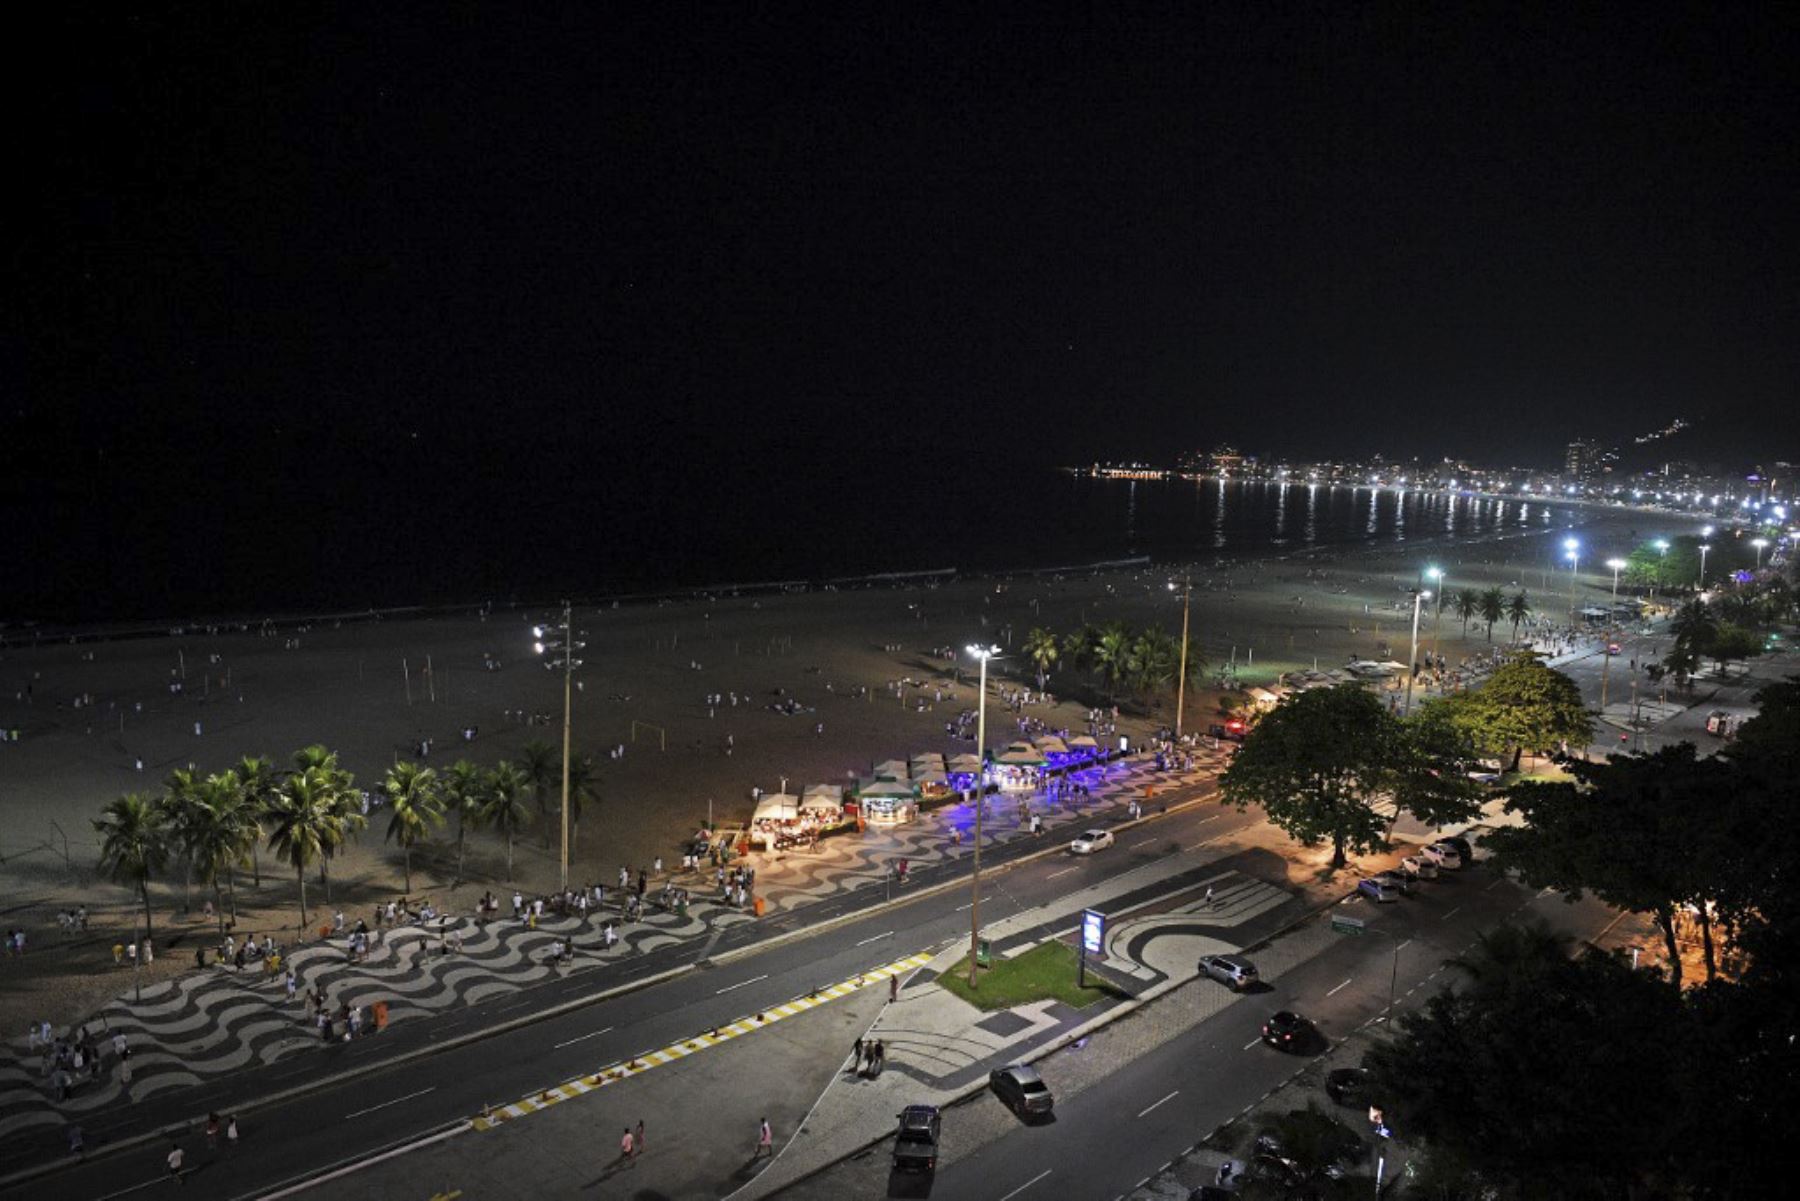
<box><xmin>1331</xmin><ymin>914</ymin><xmax>1366</xmax><ymax>935</ymax></box>
<box><xmin>1081</xmin><ymin>909</ymin><xmax>1106</xmax><ymax>955</ymax></box>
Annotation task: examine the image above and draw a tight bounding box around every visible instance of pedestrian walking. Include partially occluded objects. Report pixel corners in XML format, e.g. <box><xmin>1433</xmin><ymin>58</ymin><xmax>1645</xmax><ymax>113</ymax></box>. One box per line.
<box><xmin>634</xmin><ymin>1119</ymin><xmax>645</xmax><ymax>1155</ymax></box>
<box><xmin>1204</xmin><ymin>885</ymin><xmax>1215</xmax><ymax>909</ymax></box>
<box><xmin>852</xmin><ymin>1037</ymin><xmax>864</xmax><ymax>1072</ymax></box>
<box><xmin>755</xmin><ymin>1117</ymin><xmax>773</xmax><ymax>1159</ymax></box>
<box><xmin>167</xmin><ymin>1143</ymin><xmax>185</xmax><ymax>1185</ymax></box>
<box><xmin>889</xmin><ymin>974</ymin><xmax>899</xmax><ymax>1003</ymax></box>
<box><xmin>619</xmin><ymin>1127</ymin><xmax>635</xmax><ymax>1163</ymax></box>
<box><xmin>875</xmin><ymin>1039</ymin><xmax>886</xmax><ymax>1073</ymax></box>
<box><xmin>225</xmin><ymin>1115</ymin><xmax>239</xmax><ymax>1151</ymax></box>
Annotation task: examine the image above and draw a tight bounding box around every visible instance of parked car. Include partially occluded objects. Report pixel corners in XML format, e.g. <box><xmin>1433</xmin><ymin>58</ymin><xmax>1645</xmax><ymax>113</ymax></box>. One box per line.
<box><xmin>1261</xmin><ymin>1010</ymin><xmax>1314</xmax><ymax>1052</ymax></box>
<box><xmin>1372</xmin><ymin>870</ymin><xmax>1413</xmax><ymax>896</ymax></box>
<box><xmin>892</xmin><ymin>1105</ymin><xmax>941</xmax><ymax>1173</ymax></box>
<box><xmin>1325</xmin><ymin>1066</ymin><xmax>1371</xmax><ymax>1106</ymax></box>
<box><xmin>990</xmin><ymin>1064</ymin><xmax>1055</xmax><ymax>1117</ymax></box>
<box><xmin>1069</xmin><ymin>829</ymin><xmax>1114</xmax><ymax>855</ymax></box>
<box><xmin>1357</xmin><ymin>877</ymin><xmax>1401</xmax><ymax>903</ymax></box>
<box><xmin>1399</xmin><ymin>854</ymin><xmax>1438</xmax><ymax>880</ymax></box>
<box><xmin>1197</xmin><ymin>953</ymin><xmax>1259</xmax><ymax>991</ymax></box>
<box><xmin>1421</xmin><ymin>842</ymin><xmax>1464</xmax><ymax>869</ymax></box>
<box><xmin>1208</xmin><ymin>720</ymin><xmax>1248</xmax><ymax>743</ymax></box>
<box><xmin>1437</xmin><ymin>835</ymin><xmax>1474</xmax><ymax>864</ymax></box>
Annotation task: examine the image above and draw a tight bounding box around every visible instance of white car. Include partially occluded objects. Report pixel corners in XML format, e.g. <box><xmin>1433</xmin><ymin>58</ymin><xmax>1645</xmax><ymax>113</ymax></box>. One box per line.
<box><xmin>1069</xmin><ymin>829</ymin><xmax>1114</xmax><ymax>854</ymax></box>
<box><xmin>1422</xmin><ymin>842</ymin><xmax>1464</xmax><ymax>869</ymax></box>
<box><xmin>1357</xmin><ymin>877</ymin><xmax>1401</xmax><ymax>903</ymax></box>
<box><xmin>1400</xmin><ymin>855</ymin><xmax>1439</xmax><ymax>880</ymax></box>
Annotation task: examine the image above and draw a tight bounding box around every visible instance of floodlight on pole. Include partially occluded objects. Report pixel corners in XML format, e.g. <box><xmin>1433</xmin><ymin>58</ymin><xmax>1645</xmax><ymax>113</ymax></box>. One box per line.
<box><xmin>1563</xmin><ymin>539</ymin><xmax>1581</xmax><ymax>620</ymax></box>
<box><xmin>1170</xmin><ymin>577</ymin><xmax>1193</xmax><ymax>741</ymax></box>
<box><xmin>533</xmin><ymin>602</ymin><xmax>584</xmax><ymax>891</ymax></box>
<box><xmin>1425</xmin><ymin>567</ymin><xmax>1445</xmax><ymax>660</ymax></box>
<box><xmin>965</xmin><ymin>644</ymin><xmax>1001</xmax><ymax>988</ymax></box>
<box><xmin>1751</xmin><ymin>538</ymin><xmax>1769</xmax><ymax>569</ymax></box>
<box><xmin>1698</xmin><ymin>544</ymin><xmax>1712</xmax><ymax>590</ymax></box>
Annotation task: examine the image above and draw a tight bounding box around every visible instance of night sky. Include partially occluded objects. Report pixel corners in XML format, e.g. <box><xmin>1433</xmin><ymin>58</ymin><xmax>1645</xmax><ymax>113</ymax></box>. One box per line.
<box><xmin>10</xmin><ymin>6</ymin><xmax>1799</xmax><ymax>618</ymax></box>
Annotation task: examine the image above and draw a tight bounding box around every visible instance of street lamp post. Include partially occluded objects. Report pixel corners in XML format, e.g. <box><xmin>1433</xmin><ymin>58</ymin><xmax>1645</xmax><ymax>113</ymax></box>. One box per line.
<box><xmin>1564</xmin><ymin>538</ymin><xmax>1581</xmax><ymax>623</ymax></box>
<box><xmin>1601</xmin><ymin>559</ymin><xmax>1628</xmax><ymax>710</ymax></box>
<box><xmin>1403</xmin><ymin>588</ymin><xmax>1430</xmax><ymax>716</ymax></box>
<box><xmin>1698</xmin><ymin>543</ymin><xmax>1712</xmax><ymax>591</ymax></box>
<box><xmin>533</xmin><ymin>603</ymin><xmax>584</xmax><ymax>892</ymax></box>
<box><xmin>1651</xmin><ymin>539</ymin><xmax>1669</xmax><ymax>608</ymax></box>
<box><xmin>1171</xmin><ymin>576</ymin><xmax>1192</xmax><ymax>742</ymax></box>
<box><xmin>1425</xmin><ymin>567</ymin><xmax>1444</xmax><ymax>662</ymax></box>
<box><xmin>1752</xmin><ymin>538</ymin><xmax>1769</xmax><ymax>570</ymax></box>
<box><xmin>966</xmin><ymin>644</ymin><xmax>1001</xmax><ymax>988</ymax></box>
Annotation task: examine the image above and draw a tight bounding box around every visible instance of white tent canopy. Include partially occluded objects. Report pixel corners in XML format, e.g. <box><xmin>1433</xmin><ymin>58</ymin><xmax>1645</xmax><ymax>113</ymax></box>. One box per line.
<box><xmin>802</xmin><ymin>782</ymin><xmax>843</xmax><ymax>804</ymax></box>
<box><xmin>1066</xmin><ymin>735</ymin><xmax>1099</xmax><ymax>750</ymax></box>
<box><xmin>873</xmin><ymin>759</ymin><xmax>910</xmax><ymax>780</ymax></box>
<box><xmin>858</xmin><ymin>779</ymin><xmax>915</xmax><ymax>799</ymax></box>
<box><xmin>994</xmin><ymin>741</ymin><xmax>1045</xmax><ymax>766</ymax></box>
<box><xmin>752</xmin><ymin>794</ymin><xmax>800</xmax><ymax>823</ymax></box>
<box><xmin>1032</xmin><ymin>736</ymin><xmax>1069</xmax><ymax>755</ymax></box>
<box><xmin>947</xmin><ymin>753</ymin><xmax>984</xmax><ymax>774</ymax></box>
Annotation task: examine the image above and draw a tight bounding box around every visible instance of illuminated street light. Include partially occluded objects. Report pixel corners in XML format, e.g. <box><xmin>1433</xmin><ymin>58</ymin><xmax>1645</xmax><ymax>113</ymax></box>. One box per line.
<box><xmin>1425</xmin><ymin>567</ymin><xmax>1445</xmax><ymax>662</ymax></box>
<box><xmin>1698</xmin><ymin>543</ymin><xmax>1712</xmax><ymax>590</ymax></box>
<box><xmin>1564</xmin><ymin>538</ymin><xmax>1581</xmax><ymax>621</ymax></box>
<box><xmin>1404</xmin><ymin>589</ymin><xmax>1431</xmax><ymax>717</ymax></box>
<box><xmin>965</xmin><ymin>643</ymin><xmax>1002</xmax><ymax>988</ymax></box>
<box><xmin>1751</xmin><ymin>538</ymin><xmax>1769</xmax><ymax>570</ymax></box>
<box><xmin>1168</xmin><ymin>578</ymin><xmax>1193</xmax><ymax>741</ymax></box>
<box><xmin>533</xmin><ymin>603</ymin><xmax>584</xmax><ymax>891</ymax></box>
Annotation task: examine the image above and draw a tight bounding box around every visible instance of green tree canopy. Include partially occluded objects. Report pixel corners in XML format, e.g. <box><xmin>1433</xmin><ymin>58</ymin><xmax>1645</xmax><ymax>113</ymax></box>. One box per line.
<box><xmin>383</xmin><ymin>761</ymin><xmax>444</xmax><ymax>894</ymax></box>
<box><xmin>1443</xmin><ymin>651</ymin><xmax>1590</xmax><ymax>767</ymax></box>
<box><xmin>93</xmin><ymin>793</ymin><xmax>169</xmax><ymax>941</ymax></box>
<box><xmin>1219</xmin><ymin>685</ymin><xmax>1477</xmax><ymax>868</ymax></box>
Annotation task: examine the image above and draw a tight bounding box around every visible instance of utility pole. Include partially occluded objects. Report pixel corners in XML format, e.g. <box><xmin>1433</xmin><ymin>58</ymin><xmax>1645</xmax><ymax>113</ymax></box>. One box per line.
<box><xmin>534</xmin><ymin>603</ymin><xmax>583</xmax><ymax>892</ymax></box>
<box><xmin>1174</xmin><ymin>574</ymin><xmax>1192</xmax><ymax>742</ymax></box>
<box><xmin>966</xmin><ymin>645</ymin><xmax>1000</xmax><ymax>987</ymax></box>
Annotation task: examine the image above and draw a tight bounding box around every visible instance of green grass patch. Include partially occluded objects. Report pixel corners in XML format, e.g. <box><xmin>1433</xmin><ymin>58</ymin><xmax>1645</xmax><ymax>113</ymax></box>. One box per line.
<box><xmin>935</xmin><ymin>940</ymin><xmax>1129</xmax><ymax>1012</ymax></box>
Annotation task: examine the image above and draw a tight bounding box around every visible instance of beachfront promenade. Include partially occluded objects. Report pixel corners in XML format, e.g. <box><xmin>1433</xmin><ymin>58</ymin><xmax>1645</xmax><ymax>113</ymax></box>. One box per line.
<box><xmin>0</xmin><ymin>743</ymin><xmax>1231</xmax><ymax>1165</ymax></box>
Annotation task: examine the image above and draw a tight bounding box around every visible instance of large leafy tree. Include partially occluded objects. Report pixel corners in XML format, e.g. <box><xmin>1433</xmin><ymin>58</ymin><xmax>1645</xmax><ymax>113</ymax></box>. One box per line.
<box><xmin>482</xmin><ymin>761</ymin><xmax>533</xmax><ymax>880</ymax></box>
<box><xmin>93</xmin><ymin>794</ymin><xmax>169</xmax><ymax>943</ymax></box>
<box><xmin>383</xmin><ymin>761</ymin><xmax>444</xmax><ymax>894</ymax></box>
<box><xmin>1219</xmin><ymin>685</ymin><xmax>1476</xmax><ymax>868</ymax></box>
<box><xmin>1022</xmin><ymin>626</ymin><xmax>1058</xmax><ymax>689</ymax></box>
<box><xmin>1365</xmin><ymin>922</ymin><xmax>1688</xmax><ymax>1200</ymax></box>
<box><xmin>1444</xmin><ymin>651</ymin><xmax>1590</xmax><ymax>768</ymax></box>
<box><xmin>1485</xmin><ymin>745</ymin><xmax>1737</xmax><ymax>986</ymax></box>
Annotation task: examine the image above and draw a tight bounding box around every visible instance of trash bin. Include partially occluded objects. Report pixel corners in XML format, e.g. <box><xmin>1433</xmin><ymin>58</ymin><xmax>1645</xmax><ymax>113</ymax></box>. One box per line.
<box><xmin>753</xmin><ymin>896</ymin><xmax>766</xmax><ymax>918</ymax></box>
<box><xmin>976</xmin><ymin>939</ymin><xmax>992</xmax><ymax>967</ymax></box>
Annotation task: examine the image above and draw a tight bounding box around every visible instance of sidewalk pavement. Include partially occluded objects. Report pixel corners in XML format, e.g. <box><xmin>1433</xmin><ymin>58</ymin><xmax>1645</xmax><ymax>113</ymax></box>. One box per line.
<box><xmin>0</xmin><ymin>746</ymin><xmax>1218</xmax><ymax>1161</ymax></box>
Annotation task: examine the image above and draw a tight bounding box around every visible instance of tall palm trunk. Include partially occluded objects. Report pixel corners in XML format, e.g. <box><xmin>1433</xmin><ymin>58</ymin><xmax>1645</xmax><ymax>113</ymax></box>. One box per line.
<box><xmin>455</xmin><ymin>817</ymin><xmax>467</xmax><ymax>884</ymax></box>
<box><xmin>252</xmin><ymin>843</ymin><xmax>261</xmax><ymax>889</ymax></box>
<box><xmin>1657</xmin><ymin>905</ymin><xmax>1683</xmax><ymax>988</ymax></box>
<box><xmin>505</xmin><ymin>832</ymin><xmax>515</xmax><ymax>880</ymax></box>
<box><xmin>215</xmin><ymin>882</ymin><xmax>227</xmax><ymax>935</ymax></box>
<box><xmin>320</xmin><ymin>856</ymin><xmax>332</xmax><ymax>904</ymax></box>
<box><xmin>139</xmin><ymin>881</ymin><xmax>155</xmax><ymax>944</ymax></box>
<box><xmin>227</xmin><ymin>865</ymin><xmax>239</xmax><ymax>924</ymax></box>
<box><xmin>403</xmin><ymin>844</ymin><xmax>413</xmax><ymax>895</ymax></box>
<box><xmin>297</xmin><ymin>864</ymin><xmax>310</xmax><ymax>929</ymax></box>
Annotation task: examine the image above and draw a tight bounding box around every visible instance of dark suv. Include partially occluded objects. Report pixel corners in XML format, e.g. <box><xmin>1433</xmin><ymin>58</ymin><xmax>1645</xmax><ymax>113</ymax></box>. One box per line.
<box><xmin>892</xmin><ymin>1105</ymin><xmax>941</xmax><ymax>1173</ymax></box>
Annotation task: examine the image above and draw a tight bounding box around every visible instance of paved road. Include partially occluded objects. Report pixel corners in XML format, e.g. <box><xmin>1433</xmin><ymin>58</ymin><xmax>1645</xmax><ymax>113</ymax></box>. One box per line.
<box><xmin>857</xmin><ymin>867</ymin><xmax>1620</xmax><ymax>1201</ymax></box>
<box><xmin>9</xmin><ymin>776</ymin><xmax>1256</xmax><ymax>1201</ymax></box>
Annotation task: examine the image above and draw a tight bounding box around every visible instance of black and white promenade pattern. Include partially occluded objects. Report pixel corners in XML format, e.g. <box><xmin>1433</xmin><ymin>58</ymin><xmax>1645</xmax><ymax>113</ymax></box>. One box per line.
<box><xmin>0</xmin><ymin>747</ymin><xmax>1230</xmax><ymax>1137</ymax></box>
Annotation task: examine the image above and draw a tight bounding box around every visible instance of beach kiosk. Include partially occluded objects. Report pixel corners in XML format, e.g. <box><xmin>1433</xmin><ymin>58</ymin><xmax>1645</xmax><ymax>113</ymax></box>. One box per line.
<box><xmin>749</xmin><ymin>793</ymin><xmax>801</xmax><ymax>850</ymax></box>
<box><xmin>991</xmin><ymin>740</ymin><xmax>1046</xmax><ymax>791</ymax></box>
<box><xmin>857</xmin><ymin>778</ymin><xmax>917</xmax><ymax>825</ymax></box>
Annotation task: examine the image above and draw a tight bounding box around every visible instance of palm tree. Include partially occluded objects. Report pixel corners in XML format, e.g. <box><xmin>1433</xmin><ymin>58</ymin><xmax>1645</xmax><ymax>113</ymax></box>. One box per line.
<box><xmin>1129</xmin><ymin>628</ymin><xmax>1178</xmax><ymax>696</ymax></box>
<box><xmin>161</xmin><ymin>765</ymin><xmax>203</xmax><ymax>912</ymax></box>
<box><xmin>1506</xmin><ymin>591</ymin><xmax>1532</xmax><ymax>644</ymax></box>
<box><xmin>1059</xmin><ymin>626</ymin><xmax>1097</xmax><ymax>681</ymax></box>
<box><xmin>482</xmin><ymin>762</ymin><xmax>533</xmax><ymax>880</ymax></box>
<box><xmin>232</xmin><ymin>755</ymin><xmax>280</xmax><ymax>888</ymax></box>
<box><xmin>565</xmin><ymin>753</ymin><xmax>600</xmax><ymax>857</ymax></box>
<box><xmin>1093</xmin><ymin>623</ymin><xmax>1133</xmax><ymax>701</ymax></box>
<box><xmin>189</xmin><ymin>773</ymin><xmax>257</xmax><ymax>932</ymax></box>
<box><xmin>517</xmin><ymin>740</ymin><xmax>559</xmax><ymax>848</ymax></box>
<box><xmin>265</xmin><ymin>767</ymin><xmax>339</xmax><ymax>928</ymax></box>
<box><xmin>93</xmin><ymin>794</ymin><xmax>168</xmax><ymax>944</ymax></box>
<box><xmin>1453</xmin><ymin>588</ymin><xmax>1480</xmax><ymax>636</ymax></box>
<box><xmin>383</xmin><ymin>762</ymin><xmax>444</xmax><ymax>894</ymax></box>
<box><xmin>442</xmin><ymin>759</ymin><xmax>488</xmax><ymax>884</ymax></box>
<box><xmin>1023</xmin><ymin>627</ymin><xmax>1059</xmax><ymax>690</ymax></box>
<box><xmin>291</xmin><ymin>746</ymin><xmax>361</xmax><ymax>902</ymax></box>
<box><xmin>1669</xmin><ymin>598</ymin><xmax>1719</xmax><ymax>677</ymax></box>
<box><xmin>1478</xmin><ymin>587</ymin><xmax>1505</xmax><ymax>642</ymax></box>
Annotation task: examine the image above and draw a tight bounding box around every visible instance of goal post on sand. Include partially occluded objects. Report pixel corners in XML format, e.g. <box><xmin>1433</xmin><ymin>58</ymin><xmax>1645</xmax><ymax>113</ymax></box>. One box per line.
<box><xmin>630</xmin><ymin>720</ymin><xmax>666</xmax><ymax>751</ymax></box>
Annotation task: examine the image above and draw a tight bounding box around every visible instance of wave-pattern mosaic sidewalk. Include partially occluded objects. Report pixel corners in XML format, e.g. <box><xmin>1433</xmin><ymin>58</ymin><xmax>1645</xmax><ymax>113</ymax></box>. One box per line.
<box><xmin>0</xmin><ymin>748</ymin><xmax>1231</xmax><ymax>1142</ymax></box>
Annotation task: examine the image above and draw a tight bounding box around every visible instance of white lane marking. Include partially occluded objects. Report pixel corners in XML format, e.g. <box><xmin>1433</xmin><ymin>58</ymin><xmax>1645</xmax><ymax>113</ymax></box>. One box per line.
<box><xmin>1128</xmin><ymin>837</ymin><xmax>1157</xmax><ymax>849</ymax></box>
<box><xmin>1047</xmin><ymin>867</ymin><xmax>1078</xmax><ymax>880</ymax></box>
<box><xmin>1486</xmin><ymin>877</ymin><xmax>1505</xmax><ymax>891</ymax></box>
<box><xmin>344</xmin><ymin>1086</ymin><xmax>436</xmax><ymax>1119</ymax></box>
<box><xmin>1441</xmin><ymin>906</ymin><xmax>1463</xmax><ymax>921</ymax></box>
<box><xmin>1397</xmin><ymin>939</ymin><xmax>1412</xmax><ymax>951</ymax></box>
<box><xmin>1136</xmin><ymin>1089</ymin><xmax>1180</xmax><ymax>1118</ymax></box>
<box><xmin>954</xmin><ymin>901</ymin><xmax>974</xmax><ymax>912</ymax></box>
<box><xmin>553</xmin><ymin>1026</ymin><xmax>614</xmax><ymax>1049</ymax></box>
<box><xmin>1243</xmin><ymin>1037</ymin><xmax>1262</xmax><ymax>1050</ymax></box>
<box><xmin>998</xmin><ymin>1169</ymin><xmax>1054</xmax><ymax>1201</ymax></box>
<box><xmin>855</xmin><ymin>931</ymin><xmax>894</xmax><ymax>947</ymax></box>
<box><xmin>715</xmin><ymin>973</ymin><xmax>769</xmax><ymax>995</ymax></box>
<box><xmin>1326</xmin><ymin>977</ymin><xmax>1353</xmax><ymax>997</ymax></box>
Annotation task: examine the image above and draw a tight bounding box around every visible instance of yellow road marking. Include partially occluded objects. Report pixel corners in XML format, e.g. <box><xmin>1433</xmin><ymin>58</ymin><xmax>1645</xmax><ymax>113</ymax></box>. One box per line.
<box><xmin>471</xmin><ymin>951</ymin><xmax>931</xmax><ymax>1131</ymax></box>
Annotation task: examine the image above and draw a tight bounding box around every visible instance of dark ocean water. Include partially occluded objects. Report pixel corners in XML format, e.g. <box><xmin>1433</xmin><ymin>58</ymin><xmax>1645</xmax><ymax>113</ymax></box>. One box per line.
<box><xmin>13</xmin><ymin>474</ymin><xmax>1595</xmax><ymax>625</ymax></box>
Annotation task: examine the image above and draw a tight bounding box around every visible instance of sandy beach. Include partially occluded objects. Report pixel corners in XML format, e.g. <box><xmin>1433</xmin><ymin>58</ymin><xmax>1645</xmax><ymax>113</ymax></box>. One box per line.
<box><xmin>0</xmin><ymin>500</ymin><xmax>1696</xmax><ymax>1028</ymax></box>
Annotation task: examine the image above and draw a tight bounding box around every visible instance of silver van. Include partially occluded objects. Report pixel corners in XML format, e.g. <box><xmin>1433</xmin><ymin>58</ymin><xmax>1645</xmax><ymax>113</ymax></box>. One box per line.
<box><xmin>1197</xmin><ymin>953</ymin><xmax>1259</xmax><ymax>990</ymax></box>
